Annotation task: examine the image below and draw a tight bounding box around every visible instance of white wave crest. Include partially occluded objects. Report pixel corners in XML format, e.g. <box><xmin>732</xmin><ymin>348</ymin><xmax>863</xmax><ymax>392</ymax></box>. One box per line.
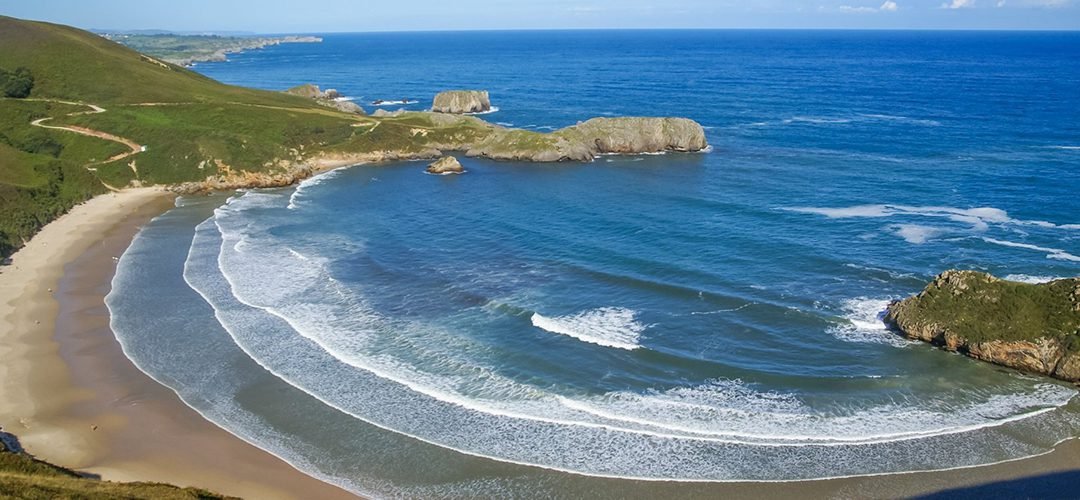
<box><xmin>982</xmin><ymin>238</ymin><xmax>1080</xmax><ymax>262</ymax></box>
<box><xmin>893</xmin><ymin>224</ymin><xmax>942</xmax><ymax>244</ymax></box>
<box><xmin>829</xmin><ymin>298</ymin><xmax>914</xmax><ymax>347</ymax></box>
<box><xmin>531</xmin><ymin>308</ymin><xmax>644</xmax><ymax>350</ymax></box>
<box><xmin>786</xmin><ymin>204</ymin><xmax>1079</xmax><ymax>232</ymax></box>
<box><xmin>460</xmin><ymin>106</ymin><xmax>500</xmax><ymax>116</ymax></box>
<box><xmin>287</xmin><ymin>168</ymin><xmax>344</xmax><ymax>210</ymax></box>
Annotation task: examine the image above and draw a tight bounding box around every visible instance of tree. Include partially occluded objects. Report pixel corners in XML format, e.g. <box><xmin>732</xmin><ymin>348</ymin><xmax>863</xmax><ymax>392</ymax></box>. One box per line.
<box><xmin>0</xmin><ymin>66</ymin><xmax>34</xmax><ymax>98</ymax></box>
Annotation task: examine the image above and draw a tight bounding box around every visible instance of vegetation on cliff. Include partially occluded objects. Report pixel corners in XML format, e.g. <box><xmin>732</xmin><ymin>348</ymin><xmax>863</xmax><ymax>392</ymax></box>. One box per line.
<box><xmin>886</xmin><ymin>270</ymin><xmax>1080</xmax><ymax>381</ymax></box>
<box><xmin>0</xmin><ymin>433</ymin><xmax>232</xmax><ymax>499</ymax></box>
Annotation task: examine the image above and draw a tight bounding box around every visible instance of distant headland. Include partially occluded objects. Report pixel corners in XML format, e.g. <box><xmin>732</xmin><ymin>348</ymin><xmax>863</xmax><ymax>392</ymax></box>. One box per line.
<box><xmin>99</xmin><ymin>32</ymin><xmax>322</xmax><ymax>67</ymax></box>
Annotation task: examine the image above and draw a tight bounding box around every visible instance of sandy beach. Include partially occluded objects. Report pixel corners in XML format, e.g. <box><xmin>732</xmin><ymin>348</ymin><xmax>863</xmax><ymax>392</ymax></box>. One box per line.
<box><xmin>0</xmin><ymin>188</ymin><xmax>354</xmax><ymax>499</ymax></box>
<box><xmin>1</xmin><ymin>187</ymin><xmax>1078</xmax><ymax>499</ymax></box>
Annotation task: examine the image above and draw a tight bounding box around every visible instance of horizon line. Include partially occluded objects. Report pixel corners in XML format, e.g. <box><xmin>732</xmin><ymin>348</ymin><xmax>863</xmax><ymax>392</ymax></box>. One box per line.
<box><xmin>89</xmin><ymin>26</ymin><xmax>1080</xmax><ymax>36</ymax></box>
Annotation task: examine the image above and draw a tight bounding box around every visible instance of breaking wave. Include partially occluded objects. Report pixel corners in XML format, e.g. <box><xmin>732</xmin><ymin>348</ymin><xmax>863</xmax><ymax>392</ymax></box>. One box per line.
<box><xmin>531</xmin><ymin>308</ymin><xmax>645</xmax><ymax>350</ymax></box>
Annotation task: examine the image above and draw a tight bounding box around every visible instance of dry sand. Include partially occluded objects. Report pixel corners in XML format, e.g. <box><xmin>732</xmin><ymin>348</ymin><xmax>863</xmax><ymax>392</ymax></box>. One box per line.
<box><xmin>0</xmin><ymin>188</ymin><xmax>354</xmax><ymax>499</ymax></box>
<box><xmin>1</xmin><ymin>187</ymin><xmax>1077</xmax><ymax>499</ymax></box>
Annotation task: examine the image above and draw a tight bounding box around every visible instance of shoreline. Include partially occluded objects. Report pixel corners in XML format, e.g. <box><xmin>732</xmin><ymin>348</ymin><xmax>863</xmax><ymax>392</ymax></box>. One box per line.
<box><xmin>0</xmin><ymin>188</ymin><xmax>354</xmax><ymax>499</ymax></box>
<box><xmin>0</xmin><ymin>186</ymin><xmax>1079</xmax><ymax>498</ymax></box>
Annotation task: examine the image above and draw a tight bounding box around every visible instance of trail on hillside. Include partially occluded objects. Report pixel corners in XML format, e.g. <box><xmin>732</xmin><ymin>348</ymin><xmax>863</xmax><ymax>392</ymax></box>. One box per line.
<box><xmin>29</xmin><ymin>100</ymin><xmax>144</xmax><ymax>168</ymax></box>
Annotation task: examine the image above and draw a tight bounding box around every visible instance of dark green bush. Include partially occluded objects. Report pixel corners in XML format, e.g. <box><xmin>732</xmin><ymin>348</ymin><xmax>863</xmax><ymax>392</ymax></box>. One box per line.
<box><xmin>0</xmin><ymin>66</ymin><xmax>34</xmax><ymax>98</ymax></box>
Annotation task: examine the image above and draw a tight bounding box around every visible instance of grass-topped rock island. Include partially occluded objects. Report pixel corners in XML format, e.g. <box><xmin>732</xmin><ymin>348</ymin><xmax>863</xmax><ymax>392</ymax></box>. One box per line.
<box><xmin>886</xmin><ymin>270</ymin><xmax>1080</xmax><ymax>382</ymax></box>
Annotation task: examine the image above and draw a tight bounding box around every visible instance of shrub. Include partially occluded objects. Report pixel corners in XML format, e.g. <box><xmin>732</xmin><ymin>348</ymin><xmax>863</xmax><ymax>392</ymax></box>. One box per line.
<box><xmin>0</xmin><ymin>67</ymin><xmax>34</xmax><ymax>98</ymax></box>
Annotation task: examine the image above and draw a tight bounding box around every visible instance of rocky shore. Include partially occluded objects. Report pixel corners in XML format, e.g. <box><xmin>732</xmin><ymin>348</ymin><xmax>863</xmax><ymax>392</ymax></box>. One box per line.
<box><xmin>886</xmin><ymin>270</ymin><xmax>1080</xmax><ymax>382</ymax></box>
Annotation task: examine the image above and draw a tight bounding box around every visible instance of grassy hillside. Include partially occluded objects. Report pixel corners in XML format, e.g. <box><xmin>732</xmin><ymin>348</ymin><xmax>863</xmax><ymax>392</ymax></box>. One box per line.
<box><xmin>0</xmin><ymin>16</ymin><xmax>317</xmax><ymax>107</ymax></box>
<box><xmin>0</xmin><ymin>16</ymin><xmax>363</xmax><ymax>257</ymax></box>
<box><xmin>0</xmin><ymin>437</ymin><xmax>233</xmax><ymax>499</ymax></box>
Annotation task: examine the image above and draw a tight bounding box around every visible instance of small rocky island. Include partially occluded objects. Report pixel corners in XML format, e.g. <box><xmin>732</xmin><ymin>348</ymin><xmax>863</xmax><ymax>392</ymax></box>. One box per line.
<box><xmin>432</xmin><ymin>90</ymin><xmax>492</xmax><ymax>114</ymax></box>
<box><xmin>886</xmin><ymin>270</ymin><xmax>1080</xmax><ymax>382</ymax></box>
<box><xmin>426</xmin><ymin>156</ymin><xmax>464</xmax><ymax>175</ymax></box>
<box><xmin>467</xmin><ymin>117</ymin><xmax>709</xmax><ymax>162</ymax></box>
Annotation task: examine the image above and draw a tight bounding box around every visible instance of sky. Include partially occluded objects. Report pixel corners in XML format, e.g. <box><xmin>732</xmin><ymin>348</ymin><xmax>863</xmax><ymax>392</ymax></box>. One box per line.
<box><xmin>2</xmin><ymin>0</ymin><xmax>1078</xmax><ymax>32</ymax></box>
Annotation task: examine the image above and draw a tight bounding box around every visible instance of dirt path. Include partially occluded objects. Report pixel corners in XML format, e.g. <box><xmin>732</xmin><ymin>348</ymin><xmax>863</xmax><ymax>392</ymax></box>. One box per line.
<box><xmin>29</xmin><ymin>101</ymin><xmax>144</xmax><ymax>167</ymax></box>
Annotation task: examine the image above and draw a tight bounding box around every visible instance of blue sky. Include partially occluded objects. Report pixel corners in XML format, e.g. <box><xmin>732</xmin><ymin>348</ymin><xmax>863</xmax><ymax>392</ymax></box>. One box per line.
<box><xmin>3</xmin><ymin>0</ymin><xmax>1078</xmax><ymax>32</ymax></box>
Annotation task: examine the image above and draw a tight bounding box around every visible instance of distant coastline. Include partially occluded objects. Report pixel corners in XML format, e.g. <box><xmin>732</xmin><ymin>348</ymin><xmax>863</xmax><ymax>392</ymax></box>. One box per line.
<box><xmin>100</xmin><ymin>33</ymin><xmax>322</xmax><ymax>67</ymax></box>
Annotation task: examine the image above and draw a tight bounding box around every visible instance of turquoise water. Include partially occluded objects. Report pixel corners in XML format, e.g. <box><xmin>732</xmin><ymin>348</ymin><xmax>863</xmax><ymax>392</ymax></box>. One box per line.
<box><xmin>109</xmin><ymin>31</ymin><xmax>1080</xmax><ymax>497</ymax></box>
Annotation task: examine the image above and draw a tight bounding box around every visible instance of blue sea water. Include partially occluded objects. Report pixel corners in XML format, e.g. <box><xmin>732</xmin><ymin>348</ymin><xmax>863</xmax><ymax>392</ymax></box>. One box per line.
<box><xmin>109</xmin><ymin>31</ymin><xmax>1080</xmax><ymax>497</ymax></box>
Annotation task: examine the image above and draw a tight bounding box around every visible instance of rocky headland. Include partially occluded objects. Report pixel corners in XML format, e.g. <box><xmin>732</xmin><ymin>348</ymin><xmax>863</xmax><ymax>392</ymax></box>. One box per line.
<box><xmin>432</xmin><ymin>90</ymin><xmax>492</xmax><ymax>114</ymax></box>
<box><xmin>885</xmin><ymin>270</ymin><xmax>1080</xmax><ymax>382</ymax></box>
<box><xmin>104</xmin><ymin>33</ymin><xmax>323</xmax><ymax>67</ymax></box>
<box><xmin>171</xmin><ymin>110</ymin><xmax>709</xmax><ymax>193</ymax></box>
<box><xmin>285</xmin><ymin>84</ymin><xmax>365</xmax><ymax>114</ymax></box>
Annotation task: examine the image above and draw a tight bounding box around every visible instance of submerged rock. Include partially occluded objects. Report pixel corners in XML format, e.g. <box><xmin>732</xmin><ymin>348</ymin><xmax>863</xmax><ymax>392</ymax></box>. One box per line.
<box><xmin>885</xmin><ymin>270</ymin><xmax>1080</xmax><ymax>382</ymax></box>
<box><xmin>284</xmin><ymin>83</ymin><xmax>365</xmax><ymax>115</ymax></box>
<box><xmin>426</xmin><ymin>156</ymin><xmax>465</xmax><ymax>175</ymax></box>
<box><xmin>432</xmin><ymin>90</ymin><xmax>491</xmax><ymax>114</ymax></box>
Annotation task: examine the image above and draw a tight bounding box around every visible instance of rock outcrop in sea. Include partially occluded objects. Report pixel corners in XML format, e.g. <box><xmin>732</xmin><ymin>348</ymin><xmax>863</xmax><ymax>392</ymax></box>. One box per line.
<box><xmin>432</xmin><ymin>90</ymin><xmax>491</xmax><ymax>114</ymax></box>
<box><xmin>426</xmin><ymin>156</ymin><xmax>465</xmax><ymax>175</ymax></box>
<box><xmin>284</xmin><ymin>84</ymin><xmax>365</xmax><ymax>115</ymax></box>
<box><xmin>885</xmin><ymin>270</ymin><xmax>1080</xmax><ymax>382</ymax></box>
<box><xmin>466</xmin><ymin>117</ymin><xmax>710</xmax><ymax>162</ymax></box>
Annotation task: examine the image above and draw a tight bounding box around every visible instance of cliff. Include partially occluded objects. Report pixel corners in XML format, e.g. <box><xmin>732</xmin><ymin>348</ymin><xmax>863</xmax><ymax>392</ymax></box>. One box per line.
<box><xmin>885</xmin><ymin>270</ymin><xmax>1080</xmax><ymax>382</ymax></box>
<box><xmin>432</xmin><ymin>90</ymin><xmax>491</xmax><ymax>114</ymax></box>
<box><xmin>467</xmin><ymin>117</ymin><xmax>709</xmax><ymax>162</ymax></box>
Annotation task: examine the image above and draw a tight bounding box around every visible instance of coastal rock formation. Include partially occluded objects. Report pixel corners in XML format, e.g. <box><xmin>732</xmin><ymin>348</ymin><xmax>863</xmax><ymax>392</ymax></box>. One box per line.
<box><xmin>432</xmin><ymin>90</ymin><xmax>491</xmax><ymax>114</ymax></box>
<box><xmin>466</xmin><ymin>117</ymin><xmax>709</xmax><ymax>162</ymax></box>
<box><xmin>426</xmin><ymin>156</ymin><xmax>465</xmax><ymax>175</ymax></box>
<box><xmin>574</xmin><ymin>117</ymin><xmax>709</xmax><ymax>154</ymax></box>
<box><xmin>284</xmin><ymin>84</ymin><xmax>365</xmax><ymax>115</ymax></box>
<box><xmin>885</xmin><ymin>270</ymin><xmax>1080</xmax><ymax>382</ymax></box>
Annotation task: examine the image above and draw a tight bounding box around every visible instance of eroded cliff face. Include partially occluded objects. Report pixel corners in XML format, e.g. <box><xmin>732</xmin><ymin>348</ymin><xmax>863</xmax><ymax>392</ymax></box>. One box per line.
<box><xmin>885</xmin><ymin>270</ymin><xmax>1080</xmax><ymax>382</ymax></box>
<box><xmin>432</xmin><ymin>90</ymin><xmax>491</xmax><ymax>114</ymax></box>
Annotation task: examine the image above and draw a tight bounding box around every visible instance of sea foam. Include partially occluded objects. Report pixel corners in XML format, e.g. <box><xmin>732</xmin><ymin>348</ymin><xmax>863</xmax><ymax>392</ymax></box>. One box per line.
<box><xmin>531</xmin><ymin>307</ymin><xmax>644</xmax><ymax>350</ymax></box>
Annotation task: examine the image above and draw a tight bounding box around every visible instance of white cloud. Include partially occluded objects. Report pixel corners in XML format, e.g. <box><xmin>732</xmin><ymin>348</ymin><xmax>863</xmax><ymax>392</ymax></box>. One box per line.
<box><xmin>838</xmin><ymin>1</ymin><xmax>899</xmax><ymax>12</ymax></box>
<box><xmin>942</xmin><ymin>0</ymin><xmax>975</xmax><ymax>8</ymax></box>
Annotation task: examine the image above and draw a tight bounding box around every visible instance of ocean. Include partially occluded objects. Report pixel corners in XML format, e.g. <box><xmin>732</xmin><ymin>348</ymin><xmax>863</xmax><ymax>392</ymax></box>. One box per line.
<box><xmin>108</xmin><ymin>30</ymin><xmax>1080</xmax><ymax>497</ymax></box>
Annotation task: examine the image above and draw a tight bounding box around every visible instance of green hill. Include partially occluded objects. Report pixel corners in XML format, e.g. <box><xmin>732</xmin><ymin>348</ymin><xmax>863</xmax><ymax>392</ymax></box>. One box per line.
<box><xmin>0</xmin><ymin>16</ymin><xmax>316</xmax><ymax>107</ymax></box>
<box><xmin>0</xmin><ymin>16</ymin><xmax>366</xmax><ymax>256</ymax></box>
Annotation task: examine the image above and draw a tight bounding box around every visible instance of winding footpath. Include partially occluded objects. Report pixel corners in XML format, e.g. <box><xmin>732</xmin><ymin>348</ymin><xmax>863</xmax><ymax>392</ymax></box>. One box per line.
<box><xmin>26</xmin><ymin>99</ymin><xmax>145</xmax><ymax>189</ymax></box>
